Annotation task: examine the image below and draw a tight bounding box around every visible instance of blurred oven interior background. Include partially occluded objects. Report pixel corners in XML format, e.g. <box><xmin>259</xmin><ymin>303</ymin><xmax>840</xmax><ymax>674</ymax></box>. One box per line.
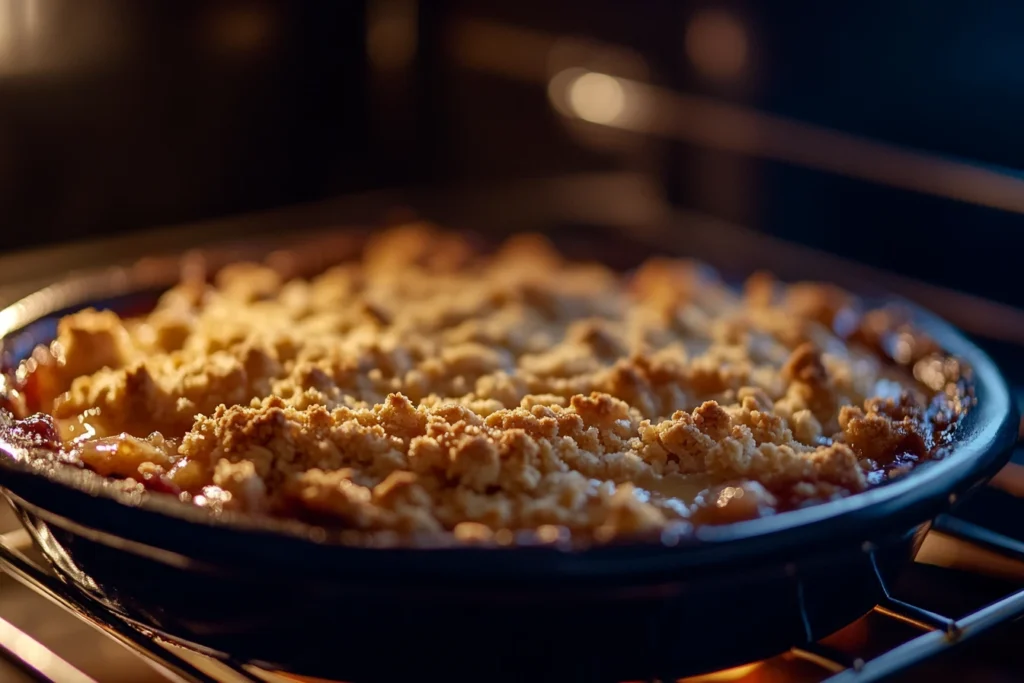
<box><xmin>3</xmin><ymin>3</ymin><xmax>1024</xmax><ymax>681</ymax></box>
<box><xmin>0</xmin><ymin>0</ymin><xmax>1023</xmax><ymax>308</ymax></box>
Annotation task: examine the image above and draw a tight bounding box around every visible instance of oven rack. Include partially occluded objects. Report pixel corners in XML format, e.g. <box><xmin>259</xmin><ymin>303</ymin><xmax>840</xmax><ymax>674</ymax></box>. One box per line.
<box><xmin>0</xmin><ymin>512</ymin><xmax>1022</xmax><ymax>683</ymax></box>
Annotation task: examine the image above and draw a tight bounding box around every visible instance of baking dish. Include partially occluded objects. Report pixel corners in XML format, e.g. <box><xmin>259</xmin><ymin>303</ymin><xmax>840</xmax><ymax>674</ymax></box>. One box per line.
<box><xmin>0</xmin><ymin>228</ymin><xmax>1015</xmax><ymax>682</ymax></box>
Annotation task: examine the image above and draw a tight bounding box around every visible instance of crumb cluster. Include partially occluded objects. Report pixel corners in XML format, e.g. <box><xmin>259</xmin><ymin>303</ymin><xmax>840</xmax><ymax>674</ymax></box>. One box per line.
<box><xmin>11</xmin><ymin>224</ymin><xmax>969</xmax><ymax>542</ymax></box>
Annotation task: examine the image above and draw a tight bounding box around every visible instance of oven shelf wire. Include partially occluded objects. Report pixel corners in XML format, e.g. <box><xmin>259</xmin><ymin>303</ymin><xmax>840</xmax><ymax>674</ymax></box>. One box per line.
<box><xmin>818</xmin><ymin>511</ymin><xmax>1024</xmax><ymax>683</ymax></box>
<box><xmin>0</xmin><ymin>528</ymin><xmax>263</xmax><ymax>683</ymax></box>
<box><xmin>1</xmin><ymin>512</ymin><xmax>1024</xmax><ymax>683</ymax></box>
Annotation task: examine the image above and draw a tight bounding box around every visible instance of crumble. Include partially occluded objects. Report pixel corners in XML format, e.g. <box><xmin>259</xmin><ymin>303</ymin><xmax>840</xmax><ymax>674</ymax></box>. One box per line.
<box><xmin>3</xmin><ymin>224</ymin><xmax>970</xmax><ymax>543</ymax></box>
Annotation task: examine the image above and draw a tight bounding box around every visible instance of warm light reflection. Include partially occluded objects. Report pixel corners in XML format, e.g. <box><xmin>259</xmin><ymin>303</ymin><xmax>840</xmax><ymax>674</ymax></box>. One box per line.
<box><xmin>715</xmin><ymin>485</ymin><xmax>744</xmax><ymax>508</ymax></box>
<box><xmin>685</xmin><ymin>10</ymin><xmax>748</xmax><ymax>81</ymax></box>
<box><xmin>682</xmin><ymin>661</ymin><xmax>764</xmax><ymax>682</ymax></box>
<box><xmin>989</xmin><ymin>462</ymin><xmax>1024</xmax><ymax>499</ymax></box>
<box><xmin>0</xmin><ymin>629</ymin><xmax>53</xmax><ymax>674</ymax></box>
<box><xmin>917</xmin><ymin>529</ymin><xmax>1024</xmax><ymax>582</ymax></box>
<box><xmin>566</xmin><ymin>71</ymin><xmax>627</xmax><ymax>124</ymax></box>
<box><xmin>368</xmin><ymin>0</ymin><xmax>418</xmax><ymax>73</ymax></box>
<box><xmin>271</xmin><ymin>661</ymin><xmax>768</xmax><ymax>683</ymax></box>
<box><xmin>272</xmin><ymin>674</ymin><xmax>343</xmax><ymax>683</ymax></box>
<box><xmin>272</xmin><ymin>659</ymin><xmax>770</xmax><ymax>683</ymax></box>
<box><xmin>550</xmin><ymin>68</ymin><xmax>642</xmax><ymax>129</ymax></box>
<box><xmin>207</xmin><ymin>4</ymin><xmax>274</xmax><ymax>55</ymax></box>
<box><xmin>0</xmin><ymin>0</ymin><xmax>40</xmax><ymax>74</ymax></box>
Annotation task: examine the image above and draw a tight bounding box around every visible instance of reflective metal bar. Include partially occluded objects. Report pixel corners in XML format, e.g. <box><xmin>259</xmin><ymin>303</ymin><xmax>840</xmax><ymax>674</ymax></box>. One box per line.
<box><xmin>0</xmin><ymin>614</ymin><xmax>95</xmax><ymax>683</ymax></box>
<box><xmin>872</xmin><ymin>604</ymin><xmax>952</xmax><ymax>634</ymax></box>
<box><xmin>869</xmin><ymin>553</ymin><xmax>956</xmax><ymax>633</ymax></box>
<box><xmin>0</xmin><ymin>533</ymin><xmax>230</xmax><ymax>683</ymax></box>
<box><xmin>0</xmin><ymin>529</ymin><xmax>31</xmax><ymax>553</ymax></box>
<box><xmin>933</xmin><ymin>514</ymin><xmax>1024</xmax><ymax>563</ymax></box>
<box><xmin>789</xmin><ymin>644</ymin><xmax>850</xmax><ymax>674</ymax></box>
<box><xmin>824</xmin><ymin>587</ymin><xmax>1024</xmax><ymax>683</ymax></box>
<box><xmin>452</xmin><ymin>17</ymin><xmax>1024</xmax><ymax>218</ymax></box>
<box><xmin>0</xmin><ymin>502</ymin><xmax>1023</xmax><ymax>683</ymax></box>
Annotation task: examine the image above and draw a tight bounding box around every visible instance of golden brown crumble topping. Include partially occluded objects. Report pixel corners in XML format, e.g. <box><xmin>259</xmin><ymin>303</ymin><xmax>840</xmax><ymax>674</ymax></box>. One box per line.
<box><xmin>4</xmin><ymin>224</ymin><xmax>970</xmax><ymax>543</ymax></box>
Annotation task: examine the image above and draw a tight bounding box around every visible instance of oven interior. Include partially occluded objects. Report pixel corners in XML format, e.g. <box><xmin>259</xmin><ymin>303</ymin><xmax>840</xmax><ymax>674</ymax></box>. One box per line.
<box><xmin>1</xmin><ymin>2</ymin><xmax>1024</xmax><ymax>682</ymax></box>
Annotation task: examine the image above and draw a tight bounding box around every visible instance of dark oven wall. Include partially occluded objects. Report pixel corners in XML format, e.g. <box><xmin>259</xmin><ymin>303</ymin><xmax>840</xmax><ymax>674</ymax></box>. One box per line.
<box><xmin>442</xmin><ymin>0</ymin><xmax>1024</xmax><ymax>308</ymax></box>
<box><xmin>667</xmin><ymin>0</ymin><xmax>1024</xmax><ymax>309</ymax></box>
<box><xmin>2</xmin><ymin>0</ymin><xmax>1023</xmax><ymax>310</ymax></box>
<box><xmin>0</xmin><ymin>1</ymin><xmax>384</xmax><ymax>250</ymax></box>
<box><xmin>0</xmin><ymin>0</ymin><xmax>641</xmax><ymax>253</ymax></box>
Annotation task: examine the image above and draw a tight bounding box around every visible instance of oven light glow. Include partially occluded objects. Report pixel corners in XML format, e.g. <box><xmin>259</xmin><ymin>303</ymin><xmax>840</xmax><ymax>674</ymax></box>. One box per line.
<box><xmin>548</xmin><ymin>68</ymin><xmax>647</xmax><ymax>131</ymax></box>
<box><xmin>565</xmin><ymin>71</ymin><xmax>627</xmax><ymax>125</ymax></box>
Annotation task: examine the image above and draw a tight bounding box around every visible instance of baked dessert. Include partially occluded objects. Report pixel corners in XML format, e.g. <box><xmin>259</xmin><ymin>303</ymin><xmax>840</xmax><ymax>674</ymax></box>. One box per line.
<box><xmin>1</xmin><ymin>224</ymin><xmax>971</xmax><ymax>544</ymax></box>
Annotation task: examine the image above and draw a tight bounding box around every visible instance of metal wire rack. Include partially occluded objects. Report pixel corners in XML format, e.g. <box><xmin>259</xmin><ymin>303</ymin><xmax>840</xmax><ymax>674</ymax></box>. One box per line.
<box><xmin>0</xmin><ymin>508</ymin><xmax>1022</xmax><ymax>683</ymax></box>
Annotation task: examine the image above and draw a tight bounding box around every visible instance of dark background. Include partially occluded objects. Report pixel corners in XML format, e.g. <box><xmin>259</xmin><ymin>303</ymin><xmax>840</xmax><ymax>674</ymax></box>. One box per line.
<box><xmin>0</xmin><ymin>0</ymin><xmax>1022</xmax><ymax>304</ymax></box>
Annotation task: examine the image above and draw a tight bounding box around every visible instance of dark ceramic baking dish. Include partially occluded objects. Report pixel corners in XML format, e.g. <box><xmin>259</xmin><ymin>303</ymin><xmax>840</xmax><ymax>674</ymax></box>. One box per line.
<box><xmin>0</xmin><ymin>233</ymin><xmax>1016</xmax><ymax>683</ymax></box>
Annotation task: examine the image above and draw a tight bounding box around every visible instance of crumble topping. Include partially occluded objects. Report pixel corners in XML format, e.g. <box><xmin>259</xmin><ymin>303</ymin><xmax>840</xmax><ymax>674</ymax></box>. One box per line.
<box><xmin>5</xmin><ymin>224</ymin><xmax>970</xmax><ymax>543</ymax></box>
